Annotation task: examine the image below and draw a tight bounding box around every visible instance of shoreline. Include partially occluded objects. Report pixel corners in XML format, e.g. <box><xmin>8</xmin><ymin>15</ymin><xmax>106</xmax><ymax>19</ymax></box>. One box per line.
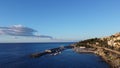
<box><xmin>74</xmin><ymin>40</ymin><xmax>120</xmax><ymax>68</ymax></box>
<box><xmin>73</xmin><ymin>47</ymin><xmax>113</xmax><ymax>68</ymax></box>
<box><xmin>99</xmin><ymin>55</ymin><xmax>113</xmax><ymax>68</ymax></box>
<box><xmin>31</xmin><ymin>45</ymin><xmax>111</xmax><ymax>68</ymax></box>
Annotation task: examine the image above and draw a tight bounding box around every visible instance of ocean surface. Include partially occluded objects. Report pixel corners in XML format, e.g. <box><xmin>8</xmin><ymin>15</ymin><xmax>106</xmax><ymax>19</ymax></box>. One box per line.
<box><xmin>0</xmin><ymin>42</ymin><xmax>110</xmax><ymax>68</ymax></box>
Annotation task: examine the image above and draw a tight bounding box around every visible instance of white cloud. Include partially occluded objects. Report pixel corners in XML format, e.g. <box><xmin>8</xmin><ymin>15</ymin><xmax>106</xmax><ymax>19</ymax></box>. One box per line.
<box><xmin>0</xmin><ymin>25</ymin><xmax>53</xmax><ymax>39</ymax></box>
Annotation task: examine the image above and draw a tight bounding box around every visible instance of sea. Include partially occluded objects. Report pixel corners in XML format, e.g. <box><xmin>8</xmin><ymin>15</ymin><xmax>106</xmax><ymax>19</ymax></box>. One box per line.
<box><xmin>0</xmin><ymin>42</ymin><xmax>110</xmax><ymax>68</ymax></box>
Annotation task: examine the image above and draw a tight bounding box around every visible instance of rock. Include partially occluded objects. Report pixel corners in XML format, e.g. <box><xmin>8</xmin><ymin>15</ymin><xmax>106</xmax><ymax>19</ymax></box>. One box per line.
<box><xmin>113</xmin><ymin>32</ymin><xmax>120</xmax><ymax>37</ymax></box>
<box><xmin>79</xmin><ymin>46</ymin><xmax>86</xmax><ymax>48</ymax></box>
<box><xmin>30</xmin><ymin>52</ymin><xmax>47</xmax><ymax>58</ymax></box>
<box><xmin>45</xmin><ymin>50</ymin><xmax>52</xmax><ymax>53</ymax></box>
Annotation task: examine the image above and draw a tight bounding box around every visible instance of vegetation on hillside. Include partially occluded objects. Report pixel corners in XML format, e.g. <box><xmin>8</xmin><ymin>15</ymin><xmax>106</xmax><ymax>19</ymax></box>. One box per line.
<box><xmin>74</xmin><ymin>32</ymin><xmax>120</xmax><ymax>68</ymax></box>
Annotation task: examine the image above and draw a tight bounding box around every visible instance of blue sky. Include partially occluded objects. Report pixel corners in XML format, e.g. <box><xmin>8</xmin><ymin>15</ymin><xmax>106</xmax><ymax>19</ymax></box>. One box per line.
<box><xmin>0</xmin><ymin>0</ymin><xmax>120</xmax><ymax>41</ymax></box>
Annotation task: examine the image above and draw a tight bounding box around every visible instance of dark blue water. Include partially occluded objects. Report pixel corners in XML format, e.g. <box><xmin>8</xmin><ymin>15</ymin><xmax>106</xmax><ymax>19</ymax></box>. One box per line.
<box><xmin>0</xmin><ymin>42</ymin><xmax>110</xmax><ymax>68</ymax></box>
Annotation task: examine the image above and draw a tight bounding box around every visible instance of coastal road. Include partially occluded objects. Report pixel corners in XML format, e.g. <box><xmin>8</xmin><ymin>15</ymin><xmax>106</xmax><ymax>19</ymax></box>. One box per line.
<box><xmin>89</xmin><ymin>44</ymin><xmax>120</xmax><ymax>55</ymax></box>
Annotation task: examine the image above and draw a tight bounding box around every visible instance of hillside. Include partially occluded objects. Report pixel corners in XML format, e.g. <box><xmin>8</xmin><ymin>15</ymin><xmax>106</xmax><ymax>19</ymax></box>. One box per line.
<box><xmin>74</xmin><ymin>32</ymin><xmax>120</xmax><ymax>68</ymax></box>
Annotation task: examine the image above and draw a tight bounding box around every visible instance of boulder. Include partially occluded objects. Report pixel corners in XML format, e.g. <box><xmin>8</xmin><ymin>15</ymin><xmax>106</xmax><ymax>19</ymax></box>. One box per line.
<box><xmin>45</xmin><ymin>49</ymin><xmax>52</xmax><ymax>53</ymax></box>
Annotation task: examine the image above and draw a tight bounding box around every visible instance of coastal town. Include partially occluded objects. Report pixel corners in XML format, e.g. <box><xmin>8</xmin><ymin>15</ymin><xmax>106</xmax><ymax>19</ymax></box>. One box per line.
<box><xmin>74</xmin><ymin>32</ymin><xmax>120</xmax><ymax>68</ymax></box>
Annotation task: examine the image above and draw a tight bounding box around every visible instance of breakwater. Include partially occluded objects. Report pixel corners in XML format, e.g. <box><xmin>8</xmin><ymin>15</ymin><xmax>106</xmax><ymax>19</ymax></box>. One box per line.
<box><xmin>30</xmin><ymin>45</ymin><xmax>73</xmax><ymax>58</ymax></box>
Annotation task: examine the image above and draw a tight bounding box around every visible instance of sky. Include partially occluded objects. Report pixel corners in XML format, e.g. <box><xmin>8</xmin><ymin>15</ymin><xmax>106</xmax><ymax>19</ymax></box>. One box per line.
<box><xmin>0</xmin><ymin>0</ymin><xmax>120</xmax><ymax>42</ymax></box>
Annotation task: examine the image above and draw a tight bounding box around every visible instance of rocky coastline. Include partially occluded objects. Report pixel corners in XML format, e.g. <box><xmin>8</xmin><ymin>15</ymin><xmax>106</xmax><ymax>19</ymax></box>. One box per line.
<box><xmin>31</xmin><ymin>32</ymin><xmax>120</xmax><ymax>68</ymax></box>
<box><xmin>73</xmin><ymin>32</ymin><xmax>120</xmax><ymax>68</ymax></box>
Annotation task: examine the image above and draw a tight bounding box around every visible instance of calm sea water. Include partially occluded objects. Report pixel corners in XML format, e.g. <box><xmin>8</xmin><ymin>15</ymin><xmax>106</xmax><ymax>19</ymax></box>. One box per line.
<box><xmin>0</xmin><ymin>42</ymin><xmax>110</xmax><ymax>68</ymax></box>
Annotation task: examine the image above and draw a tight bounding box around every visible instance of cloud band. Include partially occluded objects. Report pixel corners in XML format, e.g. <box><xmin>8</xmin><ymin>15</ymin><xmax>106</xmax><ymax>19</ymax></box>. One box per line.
<box><xmin>0</xmin><ymin>25</ymin><xmax>53</xmax><ymax>39</ymax></box>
